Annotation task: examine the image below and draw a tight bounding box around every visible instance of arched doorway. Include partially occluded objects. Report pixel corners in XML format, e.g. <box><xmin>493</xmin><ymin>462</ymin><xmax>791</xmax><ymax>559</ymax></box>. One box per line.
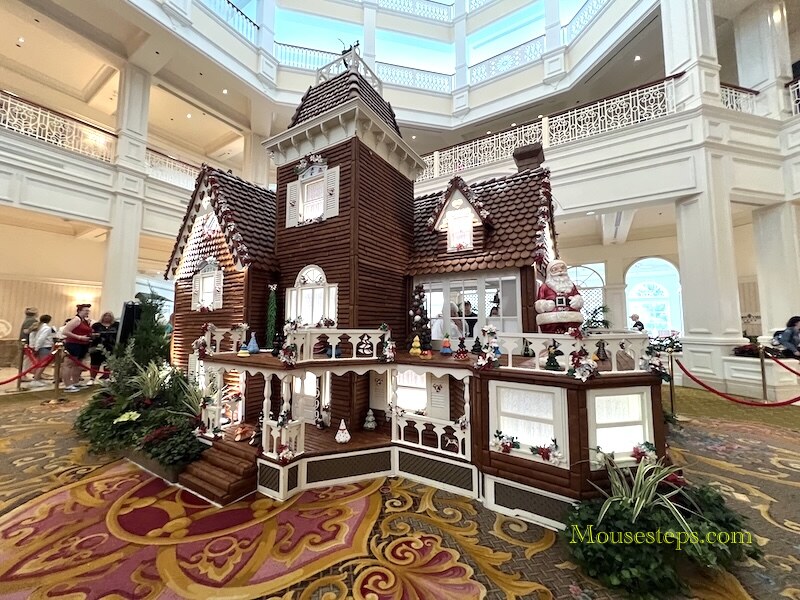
<box><xmin>625</xmin><ymin>258</ymin><xmax>683</xmax><ymax>334</ymax></box>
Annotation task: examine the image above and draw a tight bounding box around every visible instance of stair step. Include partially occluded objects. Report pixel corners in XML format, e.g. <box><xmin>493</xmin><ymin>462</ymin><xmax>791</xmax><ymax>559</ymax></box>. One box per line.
<box><xmin>178</xmin><ymin>472</ymin><xmax>227</xmax><ymax>504</ymax></box>
<box><xmin>203</xmin><ymin>448</ymin><xmax>256</xmax><ymax>476</ymax></box>
<box><xmin>228</xmin><ymin>476</ymin><xmax>257</xmax><ymax>500</ymax></box>
<box><xmin>186</xmin><ymin>462</ymin><xmax>243</xmax><ymax>491</ymax></box>
<box><xmin>213</xmin><ymin>439</ymin><xmax>260</xmax><ymax>462</ymax></box>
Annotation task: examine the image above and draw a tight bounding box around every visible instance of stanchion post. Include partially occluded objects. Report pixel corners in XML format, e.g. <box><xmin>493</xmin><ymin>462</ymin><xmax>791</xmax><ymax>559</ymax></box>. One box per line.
<box><xmin>53</xmin><ymin>344</ymin><xmax>63</xmax><ymax>397</ymax></box>
<box><xmin>668</xmin><ymin>349</ymin><xmax>675</xmax><ymax>416</ymax></box>
<box><xmin>16</xmin><ymin>340</ymin><xmax>25</xmax><ymax>392</ymax></box>
<box><xmin>758</xmin><ymin>344</ymin><xmax>768</xmax><ymax>402</ymax></box>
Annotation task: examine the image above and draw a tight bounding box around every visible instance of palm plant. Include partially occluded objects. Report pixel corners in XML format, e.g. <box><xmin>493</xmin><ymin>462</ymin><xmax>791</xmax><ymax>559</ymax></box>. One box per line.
<box><xmin>172</xmin><ymin>379</ymin><xmax>218</xmax><ymax>419</ymax></box>
<box><xmin>130</xmin><ymin>361</ymin><xmax>169</xmax><ymax>403</ymax></box>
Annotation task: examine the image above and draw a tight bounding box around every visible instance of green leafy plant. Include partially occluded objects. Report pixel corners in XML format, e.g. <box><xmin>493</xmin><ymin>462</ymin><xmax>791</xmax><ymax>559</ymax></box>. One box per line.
<box><xmin>131</xmin><ymin>362</ymin><xmax>169</xmax><ymax>404</ymax></box>
<box><xmin>582</xmin><ymin>305</ymin><xmax>611</xmax><ymax>331</ymax></box>
<box><xmin>140</xmin><ymin>422</ymin><xmax>205</xmax><ymax>466</ymax></box>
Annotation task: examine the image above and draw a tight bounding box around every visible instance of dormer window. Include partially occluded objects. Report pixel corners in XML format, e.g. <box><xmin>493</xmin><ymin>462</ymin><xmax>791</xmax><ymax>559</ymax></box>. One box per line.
<box><xmin>434</xmin><ymin>192</ymin><xmax>480</xmax><ymax>252</ymax></box>
<box><xmin>286</xmin><ymin>157</ymin><xmax>340</xmax><ymax>227</ymax></box>
<box><xmin>192</xmin><ymin>258</ymin><xmax>223</xmax><ymax>311</ymax></box>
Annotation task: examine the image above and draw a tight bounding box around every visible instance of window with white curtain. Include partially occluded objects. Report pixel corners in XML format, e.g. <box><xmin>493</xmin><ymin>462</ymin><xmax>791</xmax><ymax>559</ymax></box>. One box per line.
<box><xmin>489</xmin><ymin>381</ymin><xmax>568</xmax><ymax>466</ymax></box>
<box><xmin>286</xmin><ymin>265</ymin><xmax>338</xmax><ymax>325</ymax></box>
<box><xmin>587</xmin><ymin>387</ymin><xmax>652</xmax><ymax>468</ymax></box>
<box><xmin>396</xmin><ymin>369</ymin><xmax>427</xmax><ymax>413</ymax></box>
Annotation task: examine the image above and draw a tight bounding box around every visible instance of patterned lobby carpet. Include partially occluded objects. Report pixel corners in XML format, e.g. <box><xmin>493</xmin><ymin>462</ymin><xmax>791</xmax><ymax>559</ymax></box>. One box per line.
<box><xmin>0</xmin><ymin>386</ymin><xmax>798</xmax><ymax>599</ymax></box>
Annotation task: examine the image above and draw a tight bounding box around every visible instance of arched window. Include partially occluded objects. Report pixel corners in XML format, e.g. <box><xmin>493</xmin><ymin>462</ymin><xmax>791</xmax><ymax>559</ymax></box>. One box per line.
<box><xmin>286</xmin><ymin>265</ymin><xmax>338</xmax><ymax>325</ymax></box>
<box><xmin>625</xmin><ymin>258</ymin><xmax>683</xmax><ymax>334</ymax></box>
<box><xmin>567</xmin><ymin>263</ymin><xmax>605</xmax><ymax>322</ymax></box>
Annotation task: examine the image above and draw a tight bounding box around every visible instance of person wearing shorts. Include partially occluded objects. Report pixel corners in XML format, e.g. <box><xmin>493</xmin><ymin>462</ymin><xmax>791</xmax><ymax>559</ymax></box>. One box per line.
<box><xmin>61</xmin><ymin>304</ymin><xmax>94</xmax><ymax>392</ymax></box>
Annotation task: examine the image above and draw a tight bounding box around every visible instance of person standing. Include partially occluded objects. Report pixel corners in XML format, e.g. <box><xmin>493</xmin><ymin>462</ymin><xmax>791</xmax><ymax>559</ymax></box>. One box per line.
<box><xmin>778</xmin><ymin>316</ymin><xmax>800</xmax><ymax>359</ymax></box>
<box><xmin>89</xmin><ymin>311</ymin><xmax>118</xmax><ymax>384</ymax></box>
<box><xmin>18</xmin><ymin>307</ymin><xmax>39</xmax><ymax>380</ymax></box>
<box><xmin>630</xmin><ymin>314</ymin><xmax>645</xmax><ymax>331</ymax></box>
<box><xmin>61</xmin><ymin>304</ymin><xmax>94</xmax><ymax>392</ymax></box>
<box><xmin>463</xmin><ymin>301</ymin><xmax>478</xmax><ymax>337</ymax></box>
<box><xmin>29</xmin><ymin>315</ymin><xmax>56</xmax><ymax>386</ymax></box>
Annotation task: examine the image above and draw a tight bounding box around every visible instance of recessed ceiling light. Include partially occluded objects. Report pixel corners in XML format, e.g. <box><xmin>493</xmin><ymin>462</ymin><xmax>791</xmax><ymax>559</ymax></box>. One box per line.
<box><xmin>222</xmin><ymin>88</ymin><xmax>228</xmax><ymax>94</ymax></box>
<box><xmin>186</xmin><ymin>113</ymin><xmax>192</xmax><ymax>119</ymax></box>
<box><xmin>486</xmin><ymin>130</ymin><xmax>491</xmax><ymax>134</ymax></box>
<box><xmin>634</xmin><ymin>55</ymin><xmax>641</xmax><ymax>62</ymax></box>
<box><xmin>511</xmin><ymin>122</ymin><xmax>517</xmax><ymax>127</ymax></box>
<box><xmin>17</xmin><ymin>37</ymin><xmax>25</xmax><ymax>44</ymax></box>
<box><xmin>411</xmin><ymin>135</ymin><xmax>416</xmax><ymax>139</ymax></box>
<box><xmin>587</xmin><ymin>211</ymin><xmax>596</xmax><ymax>215</ymax></box>
<box><xmin>537</xmin><ymin>114</ymin><xmax>543</xmax><ymax>118</ymax></box>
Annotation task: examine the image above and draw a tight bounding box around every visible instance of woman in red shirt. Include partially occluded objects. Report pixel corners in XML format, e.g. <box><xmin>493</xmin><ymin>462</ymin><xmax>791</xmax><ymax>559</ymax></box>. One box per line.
<box><xmin>62</xmin><ymin>304</ymin><xmax>94</xmax><ymax>392</ymax></box>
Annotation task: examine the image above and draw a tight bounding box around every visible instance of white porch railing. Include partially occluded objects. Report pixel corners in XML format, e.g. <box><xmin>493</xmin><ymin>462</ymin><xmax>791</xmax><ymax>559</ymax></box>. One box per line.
<box><xmin>720</xmin><ymin>84</ymin><xmax>757</xmax><ymax>114</ymax></box>
<box><xmin>145</xmin><ymin>149</ymin><xmax>200</xmax><ymax>189</ymax></box>
<box><xmin>376</xmin><ymin>62</ymin><xmax>454</xmax><ymax>93</ymax></box>
<box><xmin>377</xmin><ymin>0</ymin><xmax>453</xmax><ymax>21</ymax></box>
<box><xmin>467</xmin><ymin>0</ymin><xmax>493</xmax><ymax>11</ymax></box>
<box><xmin>198</xmin><ymin>0</ymin><xmax>259</xmax><ymax>44</ymax></box>
<box><xmin>199</xmin><ymin>368</ymin><xmax>243</xmax><ymax>435</ymax></box>
<box><xmin>469</xmin><ymin>36</ymin><xmax>546</xmax><ymax>86</ymax></box>
<box><xmin>274</xmin><ymin>43</ymin><xmax>341</xmax><ymax>72</ymax></box>
<box><xmin>394</xmin><ymin>412</ymin><xmax>470</xmax><ymax>459</ymax></box>
<box><xmin>289</xmin><ymin>327</ymin><xmax>388</xmax><ymax>362</ymax></box>
<box><xmin>263</xmin><ymin>418</ymin><xmax>305</xmax><ymax>460</ymax></box>
<box><xmin>493</xmin><ymin>331</ymin><xmax>650</xmax><ymax>374</ymax></box>
<box><xmin>562</xmin><ymin>0</ymin><xmax>610</xmax><ymax>45</ymax></box>
<box><xmin>0</xmin><ymin>90</ymin><xmax>116</xmax><ymax>162</ymax></box>
<box><xmin>417</xmin><ymin>77</ymin><xmax>678</xmax><ymax>182</ymax></box>
<box><xmin>788</xmin><ymin>79</ymin><xmax>799</xmax><ymax>116</ymax></box>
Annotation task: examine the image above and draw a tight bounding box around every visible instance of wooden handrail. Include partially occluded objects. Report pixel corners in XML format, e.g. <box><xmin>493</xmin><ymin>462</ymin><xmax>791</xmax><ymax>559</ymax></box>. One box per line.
<box><xmin>220</xmin><ymin>0</ymin><xmax>258</xmax><ymax>30</ymax></box>
<box><xmin>720</xmin><ymin>81</ymin><xmax>760</xmax><ymax>95</ymax></box>
<box><xmin>785</xmin><ymin>76</ymin><xmax>800</xmax><ymax>88</ymax></box>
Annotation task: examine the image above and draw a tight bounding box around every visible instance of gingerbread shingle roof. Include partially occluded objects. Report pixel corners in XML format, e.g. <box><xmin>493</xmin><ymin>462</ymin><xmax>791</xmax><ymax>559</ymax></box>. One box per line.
<box><xmin>408</xmin><ymin>170</ymin><xmax>554</xmax><ymax>275</ymax></box>
<box><xmin>289</xmin><ymin>68</ymin><xmax>401</xmax><ymax>135</ymax></box>
<box><xmin>165</xmin><ymin>166</ymin><xmax>278</xmax><ymax>278</ymax></box>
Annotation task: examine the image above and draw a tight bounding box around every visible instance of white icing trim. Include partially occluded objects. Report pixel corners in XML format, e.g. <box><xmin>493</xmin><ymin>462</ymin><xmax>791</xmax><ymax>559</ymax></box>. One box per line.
<box><xmin>536</xmin><ymin>311</ymin><xmax>584</xmax><ymax>325</ymax></box>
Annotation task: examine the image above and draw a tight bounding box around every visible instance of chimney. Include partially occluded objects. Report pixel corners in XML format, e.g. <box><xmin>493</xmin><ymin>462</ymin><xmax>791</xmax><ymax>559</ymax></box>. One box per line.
<box><xmin>513</xmin><ymin>143</ymin><xmax>545</xmax><ymax>172</ymax></box>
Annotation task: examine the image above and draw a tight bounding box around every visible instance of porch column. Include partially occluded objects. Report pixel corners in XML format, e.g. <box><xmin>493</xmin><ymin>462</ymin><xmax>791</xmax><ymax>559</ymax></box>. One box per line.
<box><xmin>390</xmin><ymin>368</ymin><xmax>398</xmax><ymax>442</ymax></box>
<box><xmin>462</xmin><ymin>375</ymin><xmax>471</xmax><ymax>460</ymax></box>
<box><xmin>281</xmin><ymin>376</ymin><xmax>291</xmax><ymax>417</ymax></box>
<box><xmin>262</xmin><ymin>373</ymin><xmax>272</xmax><ymax>451</ymax></box>
<box><xmin>603</xmin><ymin>284</ymin><xmax>628</xmax><ymax>332</ymax></box>
<box><xmin>752</xmin><ymin>202</ymin><xmax>800</xmax><ymax>335</ymax></box>
<box><xmin>734</xmin><ymin>1</ymin><xmax>793</xmax><ymax>118</ymax></box>
<box><xmin>660</xmin><ymin>0</ymin><xmax>721</xmax><ymax>109</ymax></box>
<box><xmin>675</xmin><ymin>152</ymin><xmax>747</xmax><ymax>384</ymax></box>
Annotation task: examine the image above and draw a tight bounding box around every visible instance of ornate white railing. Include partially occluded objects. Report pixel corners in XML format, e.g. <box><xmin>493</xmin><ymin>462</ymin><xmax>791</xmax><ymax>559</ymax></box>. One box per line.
<box><xmin>720</xmin><ymin>84</ymin><xmax>757</xmax><ymax>114</ymax></box>
<box><xmin>562</xmin><ymin>0</ymin><xmax>610</xmax><ymax>45</ymax></box>
<box><xmin>469</xmin><ymin>36</ymin><xmax>546</xmax><ymax>86</ymax></box>
<box><xmin>377</xmin><ymin>0</ymin><xmax>453</xmax><ymax>21</ymax></box>
<box><xmin>394</xmin><ymin>412</ymin><xmax>470</xmax><ymax>459</ymax></box>
<box><xmin>494</xmin><ymin>331</ymin><xmax>650</xmax><ymax>374</ymax></box>
<box><xmin>199</xmin><ymin>368</ymin><xmax>245</xmax><ymax>436</ymax></box>
<box><xmin>467</xmin><ymin>0</ymin><xmax>494</xmax><ymax>11</ymax></box>
<box><xmin>376</xmin><ymin>62</ymin><xmax>453</xmax><ymax>93</ymax></box>
<box><xmin>145</xmin><ymin>149</ymin><xmax>200</xmax><ymax>189</ymax></box>
<box><xmin>548</xmin><ymin>78</ymin><xmax>676</xmax><ymax>145</ymax></box>
<box><xmin>317</xmin><ymin>50</ymin><xmax>384</xmax><ymax>94</ymax></box>
<box><xmin>790</xmin><ymin>79</ymin><xmax>800</xmax><ymax>116</ymax></box>
<box><xmin>289</xmin><ymin>327</ymin><xmax>388</xmax><ymax>363</ymax></box>
<box><xmin>199</xmin><ymin>0</ymin><xmax>258</xmax><ymax>44</ymax></box>
<box><xmin>274</xmin><ymin>43</ymin><xmax>341</xmax><ymax>72</ymax></box>
<box><xmin>263</xmin><ymin>418</ymin><xmax>305</xmax><ymax>459</ymax></box>
<box><xmin>0</xmin><ymin>90</ymin><xmax>116</xmax><ymax>162</ymax></box>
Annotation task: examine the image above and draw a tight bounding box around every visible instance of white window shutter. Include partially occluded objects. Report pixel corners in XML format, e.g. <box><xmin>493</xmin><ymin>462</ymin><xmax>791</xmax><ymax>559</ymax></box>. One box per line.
<box><xmin>188</xmin><ymin>352</ymin><xmax>198</xmax><ymax>383</ymax></box>
<box><xmin>428</xmin><ymin>376</ymin><xmax>449</xmax><ymax>420</ymax></box>
<box><xmin>286</xmin><ymin>181</ymin><xmax>300</xmax><ymax>227</ymax></box>
<box><xmin>191</xmin><ymin>274</ymin><xmax>201</xmax><ymax>310</ymax></box>
<box><xmin>212</xmin><ymin>269</ymin><xmax>224</xmax><ymax>309</ymax></box>
<box><xmin>323</xmin><ymin>166</ymin><xmax>340</xmax><ymax>219</ymax></box>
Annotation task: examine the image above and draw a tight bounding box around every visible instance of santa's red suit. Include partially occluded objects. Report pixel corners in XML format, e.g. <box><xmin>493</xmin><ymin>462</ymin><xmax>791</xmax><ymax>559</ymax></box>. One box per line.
<box><xmin>535</xmin><ymin>281</ymin><xmax>584</xmax><ymax>334</ymax></box>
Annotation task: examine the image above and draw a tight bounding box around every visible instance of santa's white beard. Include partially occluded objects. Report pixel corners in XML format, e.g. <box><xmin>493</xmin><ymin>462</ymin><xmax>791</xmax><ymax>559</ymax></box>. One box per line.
<box><xmin>546</xmin><ymin>274</ymin><xmax>575</xmax><ymax>294</ymax></box>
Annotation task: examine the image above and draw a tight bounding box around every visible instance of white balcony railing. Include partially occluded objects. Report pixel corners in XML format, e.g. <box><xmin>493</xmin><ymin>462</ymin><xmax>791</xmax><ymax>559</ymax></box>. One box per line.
<box><xmin>199</xmin><ymin>0</ymin><xmax>259</xmax><ymax>44</ymax></box>
<box><xmin>720</xmin><ymin>84</ymin><xmax>757</xmax><ymax>114</ymax></box>
<box><xmin>417</xmin><ymin>77</ymin><xmax>678</xmax><ymax>182</ymax></box>
<box><xmin>562</xmin><ymin>0</ymin><xmax>610</xmax><ymax>45</ymax></box>
<box><xmin>468</xmin><ymin>0</ymin><xmax>494</xmax><ymax>11</ymax></box>
<box><xmin>274</xmin><ymin>43</ymin><xmax>341</xmax><ymax>72</ymax></box>
<box><xmin>263</xmin><ymin>418</ymin><xmax>305</xmax><ymax>460</ymax></box>
<box><xmin>394</xmin><ymin>413</ymin><xmax>470</xmax><ymax>460</ymax></box>
<box><xmin>790</xmin><ymin>80</ymin><xmax>800</xmax><ymax>116</ymax></box>
<box><xmin>469</xmin><ymin>36</ymin><xmax>546</xmax><ymax>86</ymax></box>
<box><xmin>0</xmin><ymin>90</ymin><xmax>116</xmax><ymax>162</ymax></box>
<box><xmin>376</xmin><ymin>62</ymin><xmax>454</xmax><ymax>93</ymax></box>
<box><xmin>145</xmin><ymin>149</ymin><xmax>201</xmax><ymax>189</ymax></box>
<box><xmin>377</xmin><ymin>0</ymin><xmax>453</xmax><ymax>21</ymax></box>
<box><xmin>289</xmin><ymin>327</ymin><xmax>388</xmax><ymax>363</ymax></box>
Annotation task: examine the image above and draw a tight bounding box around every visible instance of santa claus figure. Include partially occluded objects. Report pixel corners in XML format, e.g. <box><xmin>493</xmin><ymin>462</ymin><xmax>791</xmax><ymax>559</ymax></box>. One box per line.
<box><xmin>535</xmin><ymin>260</ymin><xmax>584</xmax><ymax>334</ymax></box>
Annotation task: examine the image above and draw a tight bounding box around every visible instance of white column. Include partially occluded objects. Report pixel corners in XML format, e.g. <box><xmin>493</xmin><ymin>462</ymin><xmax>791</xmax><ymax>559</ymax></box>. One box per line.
<box><xmin>101</xmin><ymin>197</ymin><xmax>142</xmax><ymax>316</ymax></box>
<box><xmin>262</xmin><ymin>373</ymin><xmax>272</xmax><ymax>451</ymax></box>
<box><xmin>675</xmin><ymin>153</ymin><xmax>747</xmax><ymax>383</ymax></box>
<box><xmin>603</xmin><ymin>284</ymin><xmax>627</xmax><ymax>331</ymax></box>
<box><xmin>753</xmin><ymin>202</ymin><xmax>800</xmax><ymax>335</ymax></box>
<box><xmin>734</xmin><ymin>1</ymin><xmax>792</xmax><ymax>118</ymax></box>
<box><xmin>453</xmin><ymin>0</ymin><xmax>468</xmax><ymax>116</ymax></box>
<box><xmin>242</xmin><ymin>132</ymin><xmax>270</xmax><ymax>187</ymax></box>
<box><xmin>256</xmin><ymin>0</ymin><xmax>275</xmax><ymax>52</ymax></box>
<box><xmin>542</xmin><ymin>0</ymin><xmax>566</xmax><ymax>83</ymax></box>
<box><xmin>660</xmin><ymin>0</ymin><xmax>720</xmax><ymax>109</ymax></box>
<box><xmin>363</xmin><ymin>2</ymin><xmax>377</xmax><ymax>70</ymax></box>
<box><xmin>114</xmin><ymin>64</ymin><xmax>151</xmax><ymax>170</ymax></box>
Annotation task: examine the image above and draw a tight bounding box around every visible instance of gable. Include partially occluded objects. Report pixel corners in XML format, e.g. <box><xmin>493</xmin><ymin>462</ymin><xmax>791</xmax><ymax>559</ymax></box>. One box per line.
<box><xmin>177</xmin><ymin>212</ymin><xmax>237</xmax><ymax>279</ymax></box>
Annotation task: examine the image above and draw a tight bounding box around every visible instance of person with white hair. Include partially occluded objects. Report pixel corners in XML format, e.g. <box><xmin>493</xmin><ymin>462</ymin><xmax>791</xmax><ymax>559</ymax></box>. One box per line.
<box><xmin>630</xmin><ymin>314</ymin><xmax>645</xmax><ymax>331</ymax></box>
<box><xmin>534</xmin><ymin>260</ymin><xmax>584</xmax><ymax>334</ymax></box>
<box><xmin>431</xmin><ymin>301</ymin><xmax>463</xmax><ymax>340</ymax></box>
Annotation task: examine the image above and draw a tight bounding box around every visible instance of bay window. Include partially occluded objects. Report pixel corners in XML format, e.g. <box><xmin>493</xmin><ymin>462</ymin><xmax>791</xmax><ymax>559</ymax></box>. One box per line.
<box><xmin>587</xmin><ymin>387</ymin><xmax>653</xmax><ymax>468</ymax></box>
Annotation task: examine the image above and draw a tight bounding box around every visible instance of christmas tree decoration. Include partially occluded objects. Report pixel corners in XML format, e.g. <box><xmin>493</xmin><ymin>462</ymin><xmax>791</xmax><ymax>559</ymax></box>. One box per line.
<box><xmin>356</xmin><ymin>333</ymin><xmax>374</xmax><ymax>356</ymax></box>
<box><xmin>453</xmin><ymin>336</ymin><xmax>470</xmax><ymax>360</ymax></box>
<box><xmin>408</xmin><ymin>284</ymin><xmax>432</xmax><ymax>353</ymax></box>
<box><xmin>544</xmin><ymin>340</ymin><xmax>564</xmax><ymax>371</ymax></box>
<box><xmin>335</xmin><ymin>419</ymin><xmax>351</xmax><ymax>444</ymax></box>
<box><xmin>595</xmin><ymin>340</ymin><xmax>609</xmax><ymax>361</ymax></box>
<box><xmin>440</xmin><ymin>334</ymin><xmax>452</xmax><ymax>355</ymax></box>
<box><xmin>237</xmin><ymin>347</ymin><xmax>251</xmax><ymax>357</ymax></box>
<box><xmin>271</xmin><ymin>331</ymin><xmax>283</xmax><ymax>357</ymax></box>
<box><xmin>246</xmin><ymin>332</ymin><xmax>260</xmax><ymax>354</ymax></box>
<box><xmin>471</xmin><ymin>336</ymin><xmax>483</xmax><ymax>355</ymax></box>
<box><xmin>363</xmin><ymin>408</ymin><xmax>377</xmax><ymax>431</ymax></box>
<box><xmin>523</xmin><ymin>338</ymin><xmax>532</xmax><ymax>357</ymax></box>
<box><xmin>409</xmin><ymin>335</ymin><xmax>422</xmax><ymax>356</ymax></box>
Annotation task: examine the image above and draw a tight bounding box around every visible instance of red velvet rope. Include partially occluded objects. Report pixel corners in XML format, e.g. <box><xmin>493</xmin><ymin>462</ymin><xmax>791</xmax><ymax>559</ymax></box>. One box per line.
<box><xmin>769</xmin><ymin>355</ymin><xmax>800</xmax><ymax>378</ymax></box>
<box><xmin>0</xmin><ymin>354</ymin><xmax>55</xmax><ymax>386</ymax></box>
<box><xmin>65</xmin><ymin>353</ymin><xmax>111</xmax><ymax>376</ymax></box>
<box><xmin>675</xmin><ymin>359</ymin><xmax>800</xmax><ymax>407</ymax></box>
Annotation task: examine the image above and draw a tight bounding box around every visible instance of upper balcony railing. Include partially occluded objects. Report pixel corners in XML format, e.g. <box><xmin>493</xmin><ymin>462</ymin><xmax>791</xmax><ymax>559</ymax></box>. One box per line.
<box><xmin>720</xmin><ymin>83</ymin><xmax>758</xmax><ymax>114</ymax></box>
<box><xmin>145</xmin><ymin>149</ymin><xmax>201</xmax><ymax>190</ymax></box>
<box><xmin>377</xmin><ymin>0</ymin><xmax>454</xmax><ymax>22</ymax></box>
<box><xmin>376</xmin><ymin>62</ymin><xmax>453</xmax><ymax>94</ymax></box>
<box><xmin>417</xmin><ymin>75</ymin><xmax>679</xmax><ymax>182</ymax></box>
<box><xmin>0</xmin><ymin>90</ymin><xmax>116</xmax><ymax>162</ymax></box>
<box><xmin>562</xmin><ymin>0</ymin><xmax>610</xmax><ymax>45</ymax></box>
<box><xmin>787</xmin><ymin>78</ymin><xmax>800</xmax><ymax>116</ymax></box>
<box><xmin>275</xmin><ymin>43</ymin><xmax>341</xmax><ymax>72</ymax></box>
<box><xmin>469</xmin><ymin>36</ymin><xmax>546</xmax><ymax>86</ymax></box>
<box><xmin>199</xmin><ymin>0</ymin><xmax>259</xmax><ymax>44</ymax></box>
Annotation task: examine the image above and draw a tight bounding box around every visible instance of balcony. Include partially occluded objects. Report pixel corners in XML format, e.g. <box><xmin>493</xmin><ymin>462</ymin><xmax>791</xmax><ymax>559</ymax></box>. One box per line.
<box><xmin>789</xmin><ymin>79</ymin><xmax>800</xmax><ymax>116</ymax></box>
<box><xmin>720</xmin><ymin>84</ymin><xmax>758</xmax><ymax>114</ymax></box>
<box><xmin>198</xmin><ymin>0</ymin><xmax>258</xmax><ymax>44</ymax></box>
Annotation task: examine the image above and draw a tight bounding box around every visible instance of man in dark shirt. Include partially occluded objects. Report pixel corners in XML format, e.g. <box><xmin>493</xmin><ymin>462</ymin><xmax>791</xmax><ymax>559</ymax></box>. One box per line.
<box><xmin>630</xmin><ymin>314</ymin><xmax>645</xmax><ymax>331</ymax></box>
<box><xmin>463</xmin><ymin>301</ymin><xmax>478</xmax><ymax>337</ymax></box>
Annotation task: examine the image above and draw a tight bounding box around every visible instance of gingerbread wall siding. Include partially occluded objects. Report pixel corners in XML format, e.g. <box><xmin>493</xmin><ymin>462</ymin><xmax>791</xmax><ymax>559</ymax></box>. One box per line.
<box><xmin>519</xmin><ymin>266</ymin><xmax>539</xmax><ymax>333</ymax></box>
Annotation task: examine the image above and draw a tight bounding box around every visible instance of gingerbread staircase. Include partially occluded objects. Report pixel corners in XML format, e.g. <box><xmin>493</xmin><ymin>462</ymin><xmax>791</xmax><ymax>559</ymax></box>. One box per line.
<box><xmin>178</xmin><ymin>437</ymin><xmax>258</xmax><ymax>505</ymax></box>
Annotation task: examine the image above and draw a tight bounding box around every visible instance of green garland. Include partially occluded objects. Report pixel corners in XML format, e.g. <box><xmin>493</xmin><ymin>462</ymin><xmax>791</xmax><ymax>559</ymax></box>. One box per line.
<box><xmin>267</xmin><ymin>284</ymin><xmax>277</xmax><ymax>349</ymax></box>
